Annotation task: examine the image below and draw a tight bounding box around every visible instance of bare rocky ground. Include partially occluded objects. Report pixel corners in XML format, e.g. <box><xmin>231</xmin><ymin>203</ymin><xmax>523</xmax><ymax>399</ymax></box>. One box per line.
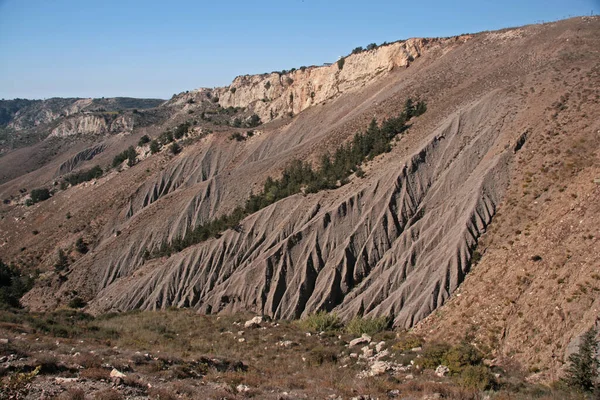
<box><xmin>0</xmin><ymin>16</ymin><xmax>599</xmax><ymax>392</ymax></box>
<box><xmin>0</xmin><ymin>309</ymin><xmax>581</xmax><ymax>399</ymax></box>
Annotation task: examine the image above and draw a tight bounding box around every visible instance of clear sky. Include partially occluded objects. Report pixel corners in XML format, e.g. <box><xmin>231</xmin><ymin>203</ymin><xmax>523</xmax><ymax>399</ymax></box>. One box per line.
<box><xmin>0</xmin><ymin>0</ymin><xmax>597</xmax><ymax>100</ymax></box>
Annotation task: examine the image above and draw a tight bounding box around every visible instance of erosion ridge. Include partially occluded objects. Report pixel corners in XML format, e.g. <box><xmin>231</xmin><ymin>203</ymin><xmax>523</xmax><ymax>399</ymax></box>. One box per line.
<box><xmin>2</xmin><ymin>17</ymin><xmax>599</xmax><ymax>381</ymax></box>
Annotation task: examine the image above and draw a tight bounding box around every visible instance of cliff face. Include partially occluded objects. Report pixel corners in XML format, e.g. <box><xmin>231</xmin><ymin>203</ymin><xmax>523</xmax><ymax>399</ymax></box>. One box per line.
<box><xmin>49</xmin><ymin>113</ymin><xmax>135</xmax><ymax>137</ymax></box>
<box><xmin>213</xmin><ymin>37</ymin><xmax>468</xmax><ymax>122</ymax></box>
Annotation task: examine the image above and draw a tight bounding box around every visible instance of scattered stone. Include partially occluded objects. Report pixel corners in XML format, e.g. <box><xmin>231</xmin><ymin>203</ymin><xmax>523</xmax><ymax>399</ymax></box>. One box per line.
<box><xmin>375</xmin><ymin>341</ymin><xmax>386</xmax><ymax>353</ymax></box>
<box><xmin>110</xmin><ymin>368</ymin><xmax>126</xmax><ymax>379</ymax></box>
<box><xmin>410</xmin><ymin>346</ymin><xmax>422</xmax><ymax>352</ymax></box>
<box><xmin>244</xmin><ymin>316</ymin><xmax>263</xmax><ymax>328</ymax></box>
<box><xmin>276</xmin><ymin>340</ymin><xmax>295</xmax><ymax>348</ymax></box>
<box><xmin>405</xmin><ymin>374</ymin><xmax>414</xmax><ymax>380</ymax></box>
<box><xmin>236</xmin><ymin>384</ymin><xmax>250</xmax><ymax>393</ymax></box>
<box><xmin>238</xmin><ymin>338</ymin><xmax>246</xmax><ymax>343</ymax></box>
<box><xmin>349</xmin><ymin>353</ymin><xmax>358</xmax><ymax>358</ymax></box>
<box><xmin>361</xmin><ymin>345</ymin><xmax>374</xmax><ymax>358</ymax></box>
<box><xmin>237</xmin><ymin>331</ymin><xmax>245</xmax><ymax>336</ymax></box>
<box><xmin>349</xmin><ymin>334</ymin><xmax>372</xmax><ymax>347</ymax></box>
<box><xmin>388</xmin><ymin>389</ymin><xmax>400</xmax><ymax>398</ymax></box>
<box><xmin>369</xmin><ymin>361</ymin><xmax>390</xmax><ymax>376</ymax></box>
<box><xmin>0</xmin><ymin>338</ymin><xmax>9</xmax><ymax>344</ymax></box>
<box><xmin>435</xmin><ymin>365</ymin><xmax>449</xmax><ymax>377</ymax></box>
<box><xmin>55</xmin><ymin>377</ymin><xmax>78</xmax><ymax>384</ymax></box>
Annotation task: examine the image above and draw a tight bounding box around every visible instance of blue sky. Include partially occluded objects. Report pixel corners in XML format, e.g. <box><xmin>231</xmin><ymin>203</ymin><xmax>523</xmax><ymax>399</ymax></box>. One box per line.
<box><xmin>0</xmin><ymin>0</ymin><xmax>597</xmax><ymax>100</ymax></box>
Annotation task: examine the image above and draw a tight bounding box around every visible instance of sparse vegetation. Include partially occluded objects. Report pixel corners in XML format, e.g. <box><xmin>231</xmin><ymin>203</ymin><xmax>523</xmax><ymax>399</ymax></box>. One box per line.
<box><xmin>562</xmin><ymin>328</ymin><xmax>599</xmax><ymax>393</ymax></box>
<box><xmin>112</xmin><ymin>146</ymin><xmax>137</xmax><ymax>168</ymax></box>
<box><xmin>29</xmin><ymin>188</ymin><xmax>50</xmax><ymax>204</ymax></box>
<box><xmin>298</xmin><ymin>311</ymin><xmax>342</xmax><ymax>332</ymax></box>
<box><xmin>64</xmin><ymin>165</ymin><xmax>103</xmax><ymax>186</ymax></box>
<box><xmin>138</xmin><ymin>135</ymin><xmax>150</xmax><ymax>146</ymax></box>
<box><xmin>0</xmin><ymin>259</ymin><xmax>34</xmax><ymax>308</ymax></box>
<box><xmin>345</xmin><ymin>316</ymin><xmax>389</xmax><ymax>336</ymax></box>
<box><xmin>337</xmin><ymin>57</ymin><xmax>345</xmax><ymax>70</ymax></box>
<box><xmin>147</xmin><ymin>99</ymin><xmax>426</xmax><ymax>258</ymax></box>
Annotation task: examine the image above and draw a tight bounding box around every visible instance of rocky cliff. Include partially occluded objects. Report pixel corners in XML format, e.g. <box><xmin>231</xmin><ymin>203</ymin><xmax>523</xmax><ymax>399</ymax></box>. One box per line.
<box><xmin>213</xmin><ymin>37</ymin><xmax>469</xmax><ymax>122</ymax></box>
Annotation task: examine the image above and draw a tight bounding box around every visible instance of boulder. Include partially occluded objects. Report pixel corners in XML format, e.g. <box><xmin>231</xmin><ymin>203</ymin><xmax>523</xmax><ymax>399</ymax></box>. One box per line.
<box><xmin>435</xmin><ymin>365</ymin><xmax>449</xmax><ymax>377</ymax></box>
<box><xmin>244</xmin><ymin>316</ymin><xmax>263</xmax><ymax>328</ymax></box>
<box><xmin>349</xmin><ymin>334</ymin><xmax>372</xmax><ymax>347</ymax></box>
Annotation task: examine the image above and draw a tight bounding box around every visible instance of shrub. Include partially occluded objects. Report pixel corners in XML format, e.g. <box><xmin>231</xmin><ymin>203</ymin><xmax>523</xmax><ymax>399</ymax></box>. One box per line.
<box><xmin>443</xmin><ymin>343</ymin><xmax>484</xmax><ymax>374</ymax></box>
<box><xmin>345</xmin><ymin>316</ymin><xmax>389</xmax><ymax>336</ymax></box>
<box><xmin>337</xmin><ymin>57</ymin><xmax>345</xmax><ymax>70</ymax></box>
<box><xmin>55</xmin><ymin>249</ymin><xmax>69</xmax><ymax>271</ymax></box>
<box><xmin>30</xmin><ymin>188</ymin><xmax>50</xmax><ymax>203</ymax></box>
<box><xmin>418</xmin><ymin>342</ymin><xmax>451</xmax><ymax>369</ymax></box>
<box><xmin>75</xmin><ymin>238</ymin><xmax>88</xmax><ymax>254</ymax></box>
<box><xmin>68</xmin><ymin>297</ymin><xmax>87</xmax><ymax>309</ymax></box>
<box><xmin>367</xmin><ymin>43</ymin><xmax>377</xmax><ymax>51</ymax></box>
<box><xmin>112</xmin><ymin>146</ymin><xmax>137</xmax><ymax>168</ymax></box>
<box><xmin>230</xmin><ymin>87</ymin><xmax>236</xmax><ymax>94</ymax></box>
<box><xmin>457</xmin><ymin>365</ymin><xmax>496</xmax><ymax>391</ymax></box>
<box><xmin>299</xmin><ymin>311</ymin><xmax>341</xmax><ymax>332</ymax></box>
<box><xmin>352</xmin><ymin>46</ymin><xmax>364</xmax><ymax>54</ymax></box>
<box><xmin>563</xmin><ymin>328</ymin><xmax>599</xmax><ymax>393</ymax></box>
<box><xmin>126</xmin><ymin>146</ymin><xmax>137</xmax><ymax>167</ymax></box>
<box><xmin>138</xmin><ymin>135</ymin><xmax>150</xmax><ymax>146</ymax></box>
<box><xmin>149</xmin><ymin>140</ymin><xmax>160</xmax><ymax>154</ymax></box>
<box><xmin>0</xmin><ymin>259</ymin><xmax>34</xmax><ymax>308</ymax></box>
<box><xmin>169</xmin><ymin>142</ymin><xmax>181</xmax><ymax>155</ymax></box>
<box><xmin>355</xmin><ymin>168</ymin><xmax>365</xmax><ymax>178</ymax></box>
<box><xmin>64</xmin><ymin>165</ymin><xmax>103</xmax><ymax>186</ymax></box>
<box><xmin>393</xmin><ymin>334</ymin><xmax>424</xmax><ymax>352</ymax></box>
<box><xmin>308</xmin><ymin>345</ymin><xmax>338</xmax><ymax>366</ymax></box>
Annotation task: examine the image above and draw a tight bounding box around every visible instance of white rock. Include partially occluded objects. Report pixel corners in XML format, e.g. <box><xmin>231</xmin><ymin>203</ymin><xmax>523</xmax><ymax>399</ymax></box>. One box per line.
<box><xmin>110</xmin><ymin>368</ymin><xmax>126</xmax><ymax>379</ymax></box>
<box><xmin>349</xmin><ymin>334</ymin><xmax>372</xmax><ymax>347</ymax></box>
<box><xmin>370</xmin><ymin>361</ymin><xmax>390</xmax><ymax>376</ymax></box>
<box><xmin>410</xmin><ymin>346</ymin><xmax>422</xmax><ymax>352</ymax></box>
<box><xmin>375</xmin><ymin>341</ymin><xmax>386</xmax><ymax>353</ymax></box>
<box><xmin>236</xmin><ymin>384</ymin><xmax>250</xmax><ymax>393</ymax></box>
<box><xmin>238</xmin><ymin>338</ymin><xmax>246</xmax><ymax>343</ymax></box>
<box><xmin>244</xmin><ymin>316</ymin><xmax>263</xmax><ymax>328</ymax></box>
<box><xmin>405</xmin><ymin>374</ymin><xmax>414</xmax><ymax>380</ymax></box>
<box><xmin>435</xmin><ymin>365</ymin><xmax>449</xmax><ymax>377</ymax></box>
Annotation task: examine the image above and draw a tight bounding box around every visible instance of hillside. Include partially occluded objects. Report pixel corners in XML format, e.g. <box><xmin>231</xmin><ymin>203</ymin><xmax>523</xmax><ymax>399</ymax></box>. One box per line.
<box><xmin>0</xmin><ymin>16</ymin><xmax>598</xmax><ymax>388</ymax></box>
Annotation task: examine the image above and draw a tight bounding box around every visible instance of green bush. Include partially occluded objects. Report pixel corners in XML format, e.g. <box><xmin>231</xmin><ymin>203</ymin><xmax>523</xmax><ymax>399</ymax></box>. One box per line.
<box><xmin>138</xmin><ymin>135</ymin><xmax>150</xmax><ymax>146</ymax></box>
<box><xmin>392</xmin><ymin>334</ymin><xmax>423</xmax><ymax>352</ymax></box>
<box><xmin>30</xmin><ymin>188</ymin><xmax>50</xmax><ymax>203</ymax></box>
<box><xmin>169</xmin><ymin>142</ymin><xmax>181</xmax><ymax>155</ymax></box>
<box><xmin>64</xmin><ymin>165</ymin><xmax>103</xmax><ymax>186</ymax></box>
<box><xmin>457</xmin><ymin>365</ymin><xmax>496</xmax><ymax>391</ymax></box>
<box><xmin>444</xmin><ymin>342</ymin><xmax>484</xmax><ymax>374</ymax></box>
<box><xmin>112</xmin><ymin>146</ymin><xmax>137</xmax><ymax>168</ymax></box>
<box><xmin>337</xmin><ymin>57</ymin><xmax>345</xmax><ymax>70</ymax></box>
<box><xmin>0</xmin><ymin>259</ymin><xmax>34</xmax><ymax>308</ymax></box>
<box><xmin>75</xmin><ymin>238</ymin><xmax>88</xmax><ymax>254</ymax></box>
<box><xmin>345</xmin><ymin>316</ymin><xmax>389</xmax><ymax>336</ymax></box>
<box><xmin>299</xmin><ymin>311</ymin><xmax>342</xmax><ymax>333</ymax></box>
<box><xmin>418</xmin><ymin>342</ymin><xmax>451</xmax><ymax>369</ymax></box>
<box><xmin>68</xmin><ymin>297</ymin><xmax>87</xmax><ymax>309</ymax></box>
<box><xmin>55</xmin><ymin>249</ymin><xmax>69</xmax><ymax>271</ymax></box>
<box><xmin>149</xmin><ymin>140</ymin><xmax>160</xmax><ymax>154</ymax></box>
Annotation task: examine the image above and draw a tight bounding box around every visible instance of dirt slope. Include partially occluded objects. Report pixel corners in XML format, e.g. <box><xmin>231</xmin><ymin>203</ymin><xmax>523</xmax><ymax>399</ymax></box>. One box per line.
<box><xmin>0</xmin><ymin>17</ymin><xmax>598</xmax><ymax>379</ymax></box>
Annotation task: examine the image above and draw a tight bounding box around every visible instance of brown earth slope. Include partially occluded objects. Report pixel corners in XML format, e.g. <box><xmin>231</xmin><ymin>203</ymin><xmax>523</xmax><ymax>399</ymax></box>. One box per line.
<box><xmin>0</xmin><ymin>17</ymin><xmax>598</xmax><ymax>380</ymax></box>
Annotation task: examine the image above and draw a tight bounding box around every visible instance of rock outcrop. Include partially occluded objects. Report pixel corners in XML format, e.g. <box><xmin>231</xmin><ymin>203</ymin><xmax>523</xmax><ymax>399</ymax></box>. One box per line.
<box><xmin>213</xmin><ymin>37</ymin><xmax>468</xmax><ymax>123</ymax></box>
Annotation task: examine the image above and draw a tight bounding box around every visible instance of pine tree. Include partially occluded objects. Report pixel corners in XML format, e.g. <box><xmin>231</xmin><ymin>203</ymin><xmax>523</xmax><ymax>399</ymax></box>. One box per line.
<box><xmin>564</xmin><ymin>328</ymin><xmax>599</xmax><ymax>393</ymax></box>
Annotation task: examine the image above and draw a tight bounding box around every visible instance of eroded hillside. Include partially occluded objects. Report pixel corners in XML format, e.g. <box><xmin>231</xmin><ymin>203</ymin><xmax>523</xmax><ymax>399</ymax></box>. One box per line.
<box><xmin>0</xmin><ymin>17</ymin><xmax>598</xmax><ymax>381</ymax></box>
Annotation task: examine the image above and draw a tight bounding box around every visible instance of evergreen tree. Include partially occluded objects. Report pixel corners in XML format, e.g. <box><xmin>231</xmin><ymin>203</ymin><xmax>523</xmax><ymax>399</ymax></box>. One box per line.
<box><xmin>564</xmin><ymin>328</ymin><xmax>599</xmax><ymax>393</ymax></box>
